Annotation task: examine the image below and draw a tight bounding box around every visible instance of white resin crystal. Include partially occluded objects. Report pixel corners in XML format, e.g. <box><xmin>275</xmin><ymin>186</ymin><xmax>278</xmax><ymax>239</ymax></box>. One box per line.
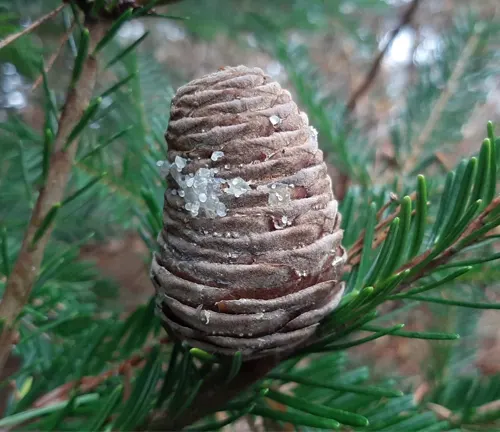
<box><xmin>273</xmin><ymin>215</ymin><xmax>288</xmax><ymax>230</ymax></box>
<box><xmin>269</xmin><ymin>115</ymin><xmax>281</xmax><ymax>126</ymax></box>
<box><xmin>166</xmin><ymin>156</ymin><xmax>231</xmax><ymax>218</ymax></box>
<box><xmin>216</xmin><ymin>202</ymin><xmax>227</xmax><ymax>217</ymax></box>
<box><xmin>257</xmin><ymin>183</ymin><xmax>293</xmax><ymax>207</ymax></box>
<box><xmin>224</xmin><ymin>177</ymin><xmax>251</xmax><ymax>198</ymax></box>
<box><xmin>211</xmin><ymin>151</ymin><xmax>224</xmax><ymax>161</ymax></box>
<box><xmin>309</xmin><ymin>126</ymin><xmax>319</xmax><ymax>151</ymax></box>
<box><xmin>268</xmin><ymin>183</ymin><xmax>291</xmax><ymax>206</ymax></box>
<box><xmin>174</xmin><ymin>155</ymin><xmax>187</xmax><ymax>171</ymax></box>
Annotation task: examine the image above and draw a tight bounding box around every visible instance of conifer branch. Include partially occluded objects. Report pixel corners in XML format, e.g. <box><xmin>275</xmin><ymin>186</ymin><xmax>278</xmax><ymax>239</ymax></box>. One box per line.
<box><xmin>344</xmin><ymin>0</ymin><xmax>421</xmax><ymax>116</ymax></box>
<box><xmin>146</xmin><ymin>356</ymin><xmax>282</xmax><ymax>431</ymax></box>
<box><xmin>396</xmin><ymin>196</ymin><xmax>500</xmax><ymax>283</ymax></box>
<box><xmin>347</xmin><ymin>192</ymin><xmax>416</xmax><ymax>264</ymax></box>
<box><xmin>0</xmin><ymin>20</ymin><xmax>110</xmax><ymax>376</ymax></box>
<box><xmin>348</xmin><ymin>195</ymin><xmax>500</xmax><ymax>280</ymax></box>
<box><xmin>32</xmin><ymin>336</ymin><xmax>170</xmax><ymax>409</ymax></box>
<box><xmin>0</xmin><ymin>4</ymin><xmax>67</xmax><ymax>51</ymax></box>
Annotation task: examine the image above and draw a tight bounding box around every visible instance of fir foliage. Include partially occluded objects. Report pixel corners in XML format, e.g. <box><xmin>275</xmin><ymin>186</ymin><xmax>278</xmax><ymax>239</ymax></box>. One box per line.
<box><xmin>0</xmin><ymin>1</ymin><xmax>499</xmax><ymax>431</ymax></box>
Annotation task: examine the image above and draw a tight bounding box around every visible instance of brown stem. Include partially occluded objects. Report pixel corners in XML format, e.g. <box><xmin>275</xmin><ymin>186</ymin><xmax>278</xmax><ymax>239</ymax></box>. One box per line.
<box><xmin>394</xmin><ymin>196</ymin><xmax>500</xmax><ymax>291</ymax></box>
<box><xmin>0</xmin><ymin>4</ymin><xmax>67</xmax><ymax>51</ymax></box>
<box><xmin>0</xmin><ymin>20</ymin><xmax>110</xmax><ymax>376</ymax></box>
<box><xmin>146</xmin><ymin>356</ymin><xmax>281</xmax><ymax>431</ymax></box>
<box><xmin>32</xmin><ymin>336</ymin><xmax>170</xmax><ymax>409</ymax></box>
<box><xmin>71</xmin><ymin>0</ymin><xmax>184</xmax><ymax>19</ymax></box>
<box><xmin>428</xmin><ymin>398</ymin><xmax>500</xmax><ymax>424</ymax></box>
<box><xmin>347</xmin><ymin>192</ymin><xmax>416</xmax><ymax>264</ymax></box>
<box><xmin>344</xmin><ymin>0</ymin><xmax>421</xmax><ymax>116</ymax></box>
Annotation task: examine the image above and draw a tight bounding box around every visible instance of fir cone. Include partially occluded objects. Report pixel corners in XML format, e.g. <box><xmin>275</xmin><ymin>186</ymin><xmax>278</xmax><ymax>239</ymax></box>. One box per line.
<box><xmin>151</xmin><ymin>66</ymin><xmax>346</xmax><ymax>360</ymax></box>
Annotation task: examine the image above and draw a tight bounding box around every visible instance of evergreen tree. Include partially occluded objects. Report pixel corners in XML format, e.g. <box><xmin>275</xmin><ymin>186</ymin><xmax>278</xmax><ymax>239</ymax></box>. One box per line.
<box><xmin>0</xmin><ymin>1</ymin><xmax>499</xmax><ymax>430</ymax></box>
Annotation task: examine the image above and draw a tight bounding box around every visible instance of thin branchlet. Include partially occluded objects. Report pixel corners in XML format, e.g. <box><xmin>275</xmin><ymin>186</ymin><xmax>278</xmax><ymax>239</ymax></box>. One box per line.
<box><xmin>0</xmin><ymin>19</ymin><xmax>110</xmax><ymax>376</ymax></box>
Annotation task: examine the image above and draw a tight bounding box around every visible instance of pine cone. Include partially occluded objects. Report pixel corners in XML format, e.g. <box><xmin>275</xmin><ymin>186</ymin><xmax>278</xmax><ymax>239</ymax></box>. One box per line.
<box><xmin>151</xmin><ymin>66</ymin><xmax>346</xmax><ymax>360</ymax></box>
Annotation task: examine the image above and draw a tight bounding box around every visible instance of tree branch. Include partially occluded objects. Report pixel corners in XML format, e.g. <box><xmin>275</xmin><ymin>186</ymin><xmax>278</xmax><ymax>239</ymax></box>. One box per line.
<box><xmin>146</xmin><ymin>356</ymin><xmax>282</xmax><ymax>431</ymax></box>
<box><xmin>31</xmin><ymin>336</ymin><xmax>170</xmax><ymax>409</ymax></box>
<box><xmin>344</xmin><ymin>0</ymin><xmax>421</xmax><ymax>116</ymax></box>
<box><xmin>0</xmin><ymin>4</ymin><xmax>67</xmax><ymax>51</ymax></box>
<box><xmin>396</xmin><ymin>196</ymin><xmax>500</xmax><ymax>286</ymax></box>
<box><xmin>347</xmin><ymin>192</ymin><xmax>416</xmax><ymax>264</ymax></box>
<box><xmin>0</xmin><ymin>19</ymin><xmax>110</xmax><ymax>376</ymax></box>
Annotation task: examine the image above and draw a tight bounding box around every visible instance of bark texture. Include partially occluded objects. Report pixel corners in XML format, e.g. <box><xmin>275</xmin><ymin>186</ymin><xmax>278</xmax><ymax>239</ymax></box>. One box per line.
<box><xmin>151</xmin><ymin>65</ymin><xmax>346</xmax><ymax>359</ymax></box>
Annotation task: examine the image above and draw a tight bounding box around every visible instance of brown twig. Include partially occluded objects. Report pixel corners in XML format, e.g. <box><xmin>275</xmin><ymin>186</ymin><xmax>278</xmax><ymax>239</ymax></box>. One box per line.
<box><xmin>344</xmin><ymin>0</ymin><xmax>421</xmax><ymax>116</ymax></box>
<box><xmin>32</xmin><ymin>336</ymin><xmax>169</xmax><ymax>408</ymax></box>
<box><xmin>428</xmin><ymin>399</ymin><xmax>500</xmax><ymax>425</ymax></box>
<box><xmin>348</xmin><ymin>199</ymin><xmax>397</xmax><ymax>258</ymax></box>
<box><xmin>122</xmin><ymin>362</ymin><xmax>134</xmax><ymax>402</ymax></box>
<box><xmin>71</xmin><ymin>0</ymin><xmax>184</xmax><ymax>19</ymax></box>
<box><xmin>347</xmin><ymin>192</ymin><xmax>500</xmax><ymax>276</ymax></box>
<box><xmin>0</xmin><ymin>19</ymin><xmax>110</xmax><ymax>376</ymax></box>
<box><xmin>473</xmin><ymin>399</ymin><xmax>500</xmax><ymax>418</ymax></box>
<box><xmin>146</xmin><ymin>356</ymin><xmax>282</xmax><ymax>431</ymax></box>
<box><xmin>347</xmin><ymin>192</ymin><xmax>416</xmax><ymax>264</ymax></box>
<box><xmin>31</xmin><ymin>22</ymin><xmax>77</xmax><ymax>92</ymax></box>
<box><xmin>427</xmin><ymin>402</ymin><xmax>453</xmax><ymax>420</ymax></box>
<box><xmin>0</xmin><ymin>4</ymin><xmax>67</xmax><ymax>51</ymax></box>
<box><xmin>348</xmin><ymin>228</ymin><xmax>390</xmax><ymax>268</ymax></box>
<box><xmin>394</xmin><ymin>196</ymin><xmax>500</xmax><ymax>291</ymax></box>
<box><xmin>347</xmin><ymin>208</ymin><xmax>420</xmax><ymax>268</ymax></box>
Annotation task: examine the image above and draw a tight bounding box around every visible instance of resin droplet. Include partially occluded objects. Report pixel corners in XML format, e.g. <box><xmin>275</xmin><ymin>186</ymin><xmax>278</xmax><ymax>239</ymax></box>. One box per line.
<box><xmin>167</xmin><ymin>159</ymin><xmax>228</xmax><ymax>218</ymax></box>
<box><xmin>273</xmin><ymin>215</ymin><xmax>288</xmax><ymax>230</ymax></box>
<box><xmin>216</xmin><ymin>202</ymin><xmax>227</xmax><ymax>217</ymax></box>
<box><xmin>224</xmin><ymin>177</ymin><xmax>251</xmax><ymax>198</ymax></box>
<box><xmin>174</xmin><ymin>155</ymin><xmax>187</xmax><ymax>171</ymax></box>
<box><xmin>309</xmin><ymin>126</ymin><xmax>319</xmax><ymax>151</ymax></box>
<box><xmin>211</xmin><ymin>151</ymin><xmax>224</xmax><ymax>161</ymax></box>
<box><xmin>269</xmin><ymin>115</ymin><xmax>281</xmax><ymax>126</ymax></box>
<box><xmin>268</xmin><ymin>183</ymin><xmax>291</xmax><ymax>206</ymax></box>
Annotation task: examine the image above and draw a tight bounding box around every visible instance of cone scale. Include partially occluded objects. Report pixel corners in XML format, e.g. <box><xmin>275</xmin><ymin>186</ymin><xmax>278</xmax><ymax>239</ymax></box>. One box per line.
<box><xmin>151</xmin><ymin>66</ymin><xmax>346</xmax><ymax>360</ymax></box>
